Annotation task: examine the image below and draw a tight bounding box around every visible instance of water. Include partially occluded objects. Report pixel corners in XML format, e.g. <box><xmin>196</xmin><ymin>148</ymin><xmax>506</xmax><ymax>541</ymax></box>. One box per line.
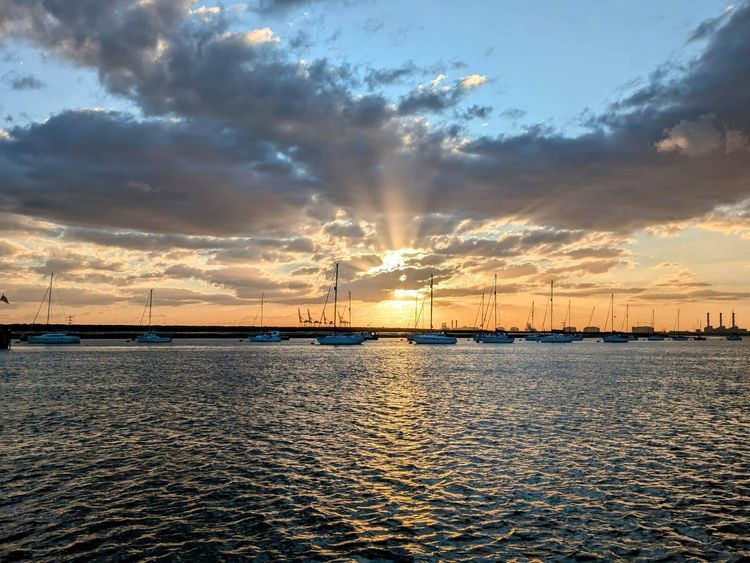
<box><xmin>1</xmin><ymin>338</ymin><xmax>749</xmax><ymax>560</ymax></box>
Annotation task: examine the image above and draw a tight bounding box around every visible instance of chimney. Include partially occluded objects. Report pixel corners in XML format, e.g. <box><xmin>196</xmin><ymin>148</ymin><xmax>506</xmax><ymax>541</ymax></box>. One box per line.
<box><xmin>732</xmin><ymin>311</ymin><xmax>736</xmax><ymax>328</ymax></box>
<box><xmin>720</xmin><ymin>312</ymin><xmax>724</xmax><ymax>327</ymax></box>
<box><xmin>707</xmin><ymin>312</ymin><xmax>710</xmax><ymax>328</ymax></box>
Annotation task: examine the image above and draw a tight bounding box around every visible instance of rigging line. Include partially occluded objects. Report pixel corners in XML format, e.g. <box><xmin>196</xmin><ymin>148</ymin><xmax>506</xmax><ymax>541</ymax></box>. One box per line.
<box><xmin>603</xmin><ymin>297</ymin><xmax>612</xmax><ymax>332</ymax></box>
<box><xmin>318</xmin><ymin>268</ymin><xmax>335</xmax><ymax>325</ymax></box>
<box><xmin>31</xmin><ymin>285</ymin><xmax>50</xmax><ymax>326</ymax></box>
<box><xmin>415</xmin><ymin>294</ymin><xmax>427</xmax><ymax>329</ymax></box>
<box><xmin>540</xmin><ymin>294</ymin><xmax>550</xmax><ymax>332</ymax></box>
<box><xmin>138</xmin><ymin>292</ymin><xmax>150</xmax><ymax>327</ymax></box>
<box><xmin>472</xmin><ymin>293</ymin><xmax>484</xmax><ymax>330</ymax></box>
<box><xmin>481</xmin><ymin>284</ymin><xmax>493</xmax><ymax>330</ymax></box>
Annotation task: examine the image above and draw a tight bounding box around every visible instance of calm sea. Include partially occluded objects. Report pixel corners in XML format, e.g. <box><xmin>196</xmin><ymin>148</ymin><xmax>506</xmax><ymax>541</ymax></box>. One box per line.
<box><xmin>1</xmin><ymin>338</ymin><xmax>749</xmax><ymax>560</ymax></box>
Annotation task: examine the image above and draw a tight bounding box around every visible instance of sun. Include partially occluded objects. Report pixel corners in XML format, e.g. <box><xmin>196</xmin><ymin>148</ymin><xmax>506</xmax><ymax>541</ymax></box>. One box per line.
<box><xmin>381</xmin><ymin>250</ymin><xmax>406</xmax><ymax>271</ymax></box>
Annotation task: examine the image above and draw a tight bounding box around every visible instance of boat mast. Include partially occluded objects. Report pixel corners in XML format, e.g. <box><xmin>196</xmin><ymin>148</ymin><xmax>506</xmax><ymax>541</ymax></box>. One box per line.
<box><xmin>550</xmin><ymin>280</ymin><xmax>554</xmax><ymax>332</ymax></box>
<box><xmin>333</xmin><ymin>263</ymin><xmax>338</xmax><ymax>331</ymax></box>
<box><xmin>625</xmin><ymin>304</ymin><xmax>629</xmax><ymax>333</ymax></box>
<box><xmin>493</xmin><ymin>274</ymin><xmax>498</xmax><ymax>331</ymax></box>
<box><xmin>148</xmin><ymin>288</ymin><xmax>153</xmax><ymax>330</ymax></box>
<box><xmin>348</xmin><ymin>289</ymin><xmax>352</xmax><ymax>330</ymax></box>
<box><xmin>611</xmin><ymin>294</ymin><xmax>615</xmax><ymax>334</ymax></box>
<box><xmin>260</xmin><ymin>292</ymin><xmax>264</xmax><ymax>331</ymax></box>
<box><xmin>46</xmin><ymin>272</ymin><xmax>53</xmax><ymax>326</ymax></box>
<box><xmin>430</xmin><ymin>273</ymin><xmax>434</xmax><ymax>330</ymax></box>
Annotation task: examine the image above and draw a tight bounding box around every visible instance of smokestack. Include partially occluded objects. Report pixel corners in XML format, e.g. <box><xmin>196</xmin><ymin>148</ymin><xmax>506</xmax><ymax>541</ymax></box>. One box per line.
<box><xmin>720</xmin><ymin>312</ymin><xmax>724</xmax><ymax>327</ymax></box>
<box><xmin>707</xmin><ymin>312</ymin><xmax>710</xmax><ymax>328</ymax></box>
<box><xmin>732</xmin><ymin>311</ymin><xmax>736</xmax><ymax>328</ymax></box>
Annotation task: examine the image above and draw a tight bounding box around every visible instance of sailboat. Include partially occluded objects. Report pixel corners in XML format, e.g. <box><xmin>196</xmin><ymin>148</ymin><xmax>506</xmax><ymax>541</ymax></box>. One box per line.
<box><xmin>670</xmin><ymin>309</ymin><xmax>688</xmax><ymax>340</ymax></box>
<box><xmin>27</xmin><ymin>273</ymin><xmax>81</xmax><ymax>344</ymax></box>
<box><xmin>563</xmin><ymin>300</ymin><xmax>584</xmax><ymax>340</ymax></box>
<box><xmin>476</xmin><ymin>274</ymin><xmax>514</xmax><ymax>343</ymax></box>
<box><xmin>538</xmin><ymin>280</ymin><xmax>574</xmax><ymax>343</ymax></box>
<box><xmin>245</xmin><ymin>293</ymin><xmax>282</xmax><ymax>343</ymax></box>
<box><xmin>411</xmin><ymin>274</ymin><xmax>457</xmax><ymax>344</ymax></box>
<box><xmin>647</xmin><ymin>309</ymin><xmax>665</xmax><ymax>340</ymax></box>
<box><xmin>135</xmin><ymin>289</ymin><xmax>172</xmax><ymax>343</ymax></box>
<box><xmin>317</xmin><ymin>264</ymin><xmax>365</xmax><ymax>345</ymax></box>
<box><xmin>524</xmin><ymin>300</ymin><xmax>541</xmax><ymax>341</ymax></box>
<box><xmin>602</xmin><ymin>294</ymin><xmax>628</xmax><ymax>343</ymax></box>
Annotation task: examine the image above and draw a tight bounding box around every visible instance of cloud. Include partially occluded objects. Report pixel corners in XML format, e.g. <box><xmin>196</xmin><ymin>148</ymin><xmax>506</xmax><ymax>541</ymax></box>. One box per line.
<box><xmin>242</xmin><ymin>27</ymin><xmax>281</xmax><ymax>44</ymax></box>
<box><xmin>0</xmin><ymin>0</ymin><xmax>749</xmax><ymax>245</ymax></box>
<box><xmin>4</xmin><ymin>73</ymin><xmax>45</xmax><ymax>90</ymax></box>
<box><xmin>655</xmin><ymin>114</ymin><xmax>721</xmax><ymax>156</ymax></box>
<box><xmin>397</xmin><ymin>74</ymin><xmax>489</xmax><ymax>115</ymax></box>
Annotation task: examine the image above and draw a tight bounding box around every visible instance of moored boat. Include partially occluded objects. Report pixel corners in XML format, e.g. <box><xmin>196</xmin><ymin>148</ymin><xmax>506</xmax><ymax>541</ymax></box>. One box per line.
<box><xmin>317</xmin><ymin>264</ymin><xmax>364</xmax><ymax>345</ymax></box>
<box><xmin>602</xmin><ymin>294</ymin><xmax>628</xmax><ymax>343</ymax></box>
<box><xmin>538</xmin><ymin>281</ymin><xmax>573</xmax><ymax>343</ymax></box>
<box><xmin>475</xmin><ymin>275</ymin><xmax>514</xmax><ymax>344</ymax></box>
<box><xmin>245</xmin><ymin>293</ymin><xmax>282</xmax><ymax>343</ymax></box>
<box><xmin>410</xmin><ymin>274</ymin><xmax>457</xmax><ymax>345</ymax></box>
<box><xmin>27</xmin><ymin>273</ymin><xmax>80</xmax><ymax>345</ymax></box>
<box><xmin>136</xmin><ymin>289</ymin><xmax>172</xmax><ymax>343</ymax></box>
<box><xmin>28</xmin><ymin>332</ymin><xmax>80</xmax><ymax>345</ymax></box>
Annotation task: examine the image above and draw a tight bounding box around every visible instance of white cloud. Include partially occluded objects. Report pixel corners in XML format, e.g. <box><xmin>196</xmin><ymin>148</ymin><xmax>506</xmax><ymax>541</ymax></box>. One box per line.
<box><xmin>460</xmin><ymin>74</ymin><xmax>488</xmax><ymax>89</ymax></box>
<box><xmin>243</xmin><ymin>27</ymin><xmax>281</xmax><ymax>45</ymax></box>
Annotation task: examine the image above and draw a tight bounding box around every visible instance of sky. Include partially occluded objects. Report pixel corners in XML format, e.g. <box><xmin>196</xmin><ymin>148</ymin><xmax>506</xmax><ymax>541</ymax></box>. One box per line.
<box><xmin>0</xmin><ymin>0</ymin><xmax>749</xmax><ymax>331</ymax></box>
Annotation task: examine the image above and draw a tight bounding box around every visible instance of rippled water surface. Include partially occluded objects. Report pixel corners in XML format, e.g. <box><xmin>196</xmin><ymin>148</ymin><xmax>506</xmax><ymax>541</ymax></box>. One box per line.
<box><xmin>2</xmin><ymin>338</ymin><xmax>749</xmax><ymax>560</ymax></box>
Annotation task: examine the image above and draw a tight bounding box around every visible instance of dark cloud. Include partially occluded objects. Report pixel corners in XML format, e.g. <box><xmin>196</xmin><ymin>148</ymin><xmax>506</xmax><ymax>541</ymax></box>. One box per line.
<box><xmin>0</xmin><ymin>0</ymin><xmax>749</xmax><ymax>246</ymax></box>
<box><xmin>4</xmin><ymin>73</ymin><xmax>44</xmax><ymax>90</ymax></box>
<box><xmin>397</xmin><ymin>75</ymin><xmax>487</xmax><ymax>115</ymax></box>
<box><xmin>499</xmin><ymin>107</ymin><xmax>525</xmax><ymax>120</ymax></box>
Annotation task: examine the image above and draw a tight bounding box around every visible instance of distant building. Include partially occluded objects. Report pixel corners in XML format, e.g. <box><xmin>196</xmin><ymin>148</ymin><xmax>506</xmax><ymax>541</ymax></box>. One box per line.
<box><xmin>632</xmin><ymin>325</ymin><xmax>654</xmax><ymax>335</ymax></box>
<box><xmin>509</xmin><ymin>326</ymin><xmax>520</xmax><ymax>332</ymax></box>
<box><xmin>583</xmin><ymin>326</ymin><xmax>600</xmax><ymax>333</ymax></box>
<box><xmin>562</xmin><ymin>326</ymin><xmax>577</xmax><ymax>333</ymax></box>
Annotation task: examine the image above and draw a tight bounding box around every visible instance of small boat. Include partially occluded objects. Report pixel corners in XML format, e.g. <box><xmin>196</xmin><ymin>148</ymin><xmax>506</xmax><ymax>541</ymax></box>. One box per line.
<box><xmin>669</xmin><ymin>309</ymin><xmax>689</xmax><ymax>340</ymax></box>
<box><xmin>28</xmin><ymin>332</ymin><xmax>80</xmax><ymax>345</ymax></box>
<box><xmin>245</xmin><ymin>293</ymin><xmax>282</xmax><ymax>343</ymax></box>
<box><xmin>475</xmin><ymin>275</ymin><xmax>514</xmax><ymax>344</ymax></box>
<box><xmin>602</xmin><ymin>294</ymin><xmax>628</xmax><ymax>343</ymax></box>
<box><xmin>539</xmin><ymin>333</ymin><xmax>574</xmax><ymax>343</ymax></box>
<box><xmin>538</xmin><ymin>281</ymin><xmax>573</xmax><ymax>343</ymax></box>
<box><xmin>693</xmin><ymin>335</ymin><xmax>707</xmax><ymax>341</ymax></box>
<box><xmin>410</xmin><ymin>273</ymin><xmax>457</xmax><ymax>345</ymax></box>
<box><xmin>135</xmin><ymin>289</ymin><xmax>172</xmax><ymax>343</ymax></box>
<box><xmin>136</xmin><ymin>331</ymin><xmax>172</xmax><ymax>344</ymax></box>
<box><xmin>27</xmin><ymin>273</ymin><xmax>80</xmax><ymax>345</ymax></box>
<box><xmin>317</xmin><ymin>264</ymin><xmax>365</xmax><ymax>345</ymax></box>
<box><xmin>524</xmin><ymin>333</ymin><xmax>541</xmax><ymax>341</ymax></box>
<box><xmin>647</xmin><ymin>334</ymin><xmax>665</xmax><ymax>341</ymax></box>
<box><xmin>317</xmin><ymin>333</ymin><xmax>365</xmax><ymax>345</ymax></box>
<box><xmin>477</xmin><ymin>331</ymin><xmax>514</xmax><ymax>343</ymax></box>
<box><xmin>360</xmin><ymin>331</ymin><xmax>379</xmax><ymax>340</ymax></box>
<box><xmin>411</xmin><ymin>332</ymin><xmax>457</xmax><ymax>345</ymax></box>
<box><xmin>603</xmin><ymin>334</ymin><xmax>629</xmax><ymax>343</ymax></box>
<box><xmin>247</xmin><ymin>330</ymin><xmax>282</xmax><ymax>343</ymax></box>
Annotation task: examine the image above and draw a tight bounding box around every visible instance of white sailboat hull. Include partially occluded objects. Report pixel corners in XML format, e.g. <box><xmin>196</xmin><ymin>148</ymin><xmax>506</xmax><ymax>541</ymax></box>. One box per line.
<box><xmin>411</xmin><ymin>333</ymin><xmax>457</xmax><ymax>345</ymax></box>
<box><xmin>246</xmin><ymin>331</ymin><xmax>282</xmax><ymax>343</ymax></box>
<box><xmin>317</xmin><ymin>333</ymin><xmax>365</xmax><ymax>345</ymax></box>
<box><xmin>136</xmin><ymin>332</ymin><xmax>172</xmax><ymax>343</ymax></box>
<box><xmin>603</xmin><ymin>334</ymin><xmax>629</xmax><ymax>343</ymax></box>
<box><xmin>27</xmin><ymin>332</ymin><xmax>80</xmax><ymax>345</ymax></box>
<box><xmin>476</xmin><ymin>332</ymin><xmax>515</xmax><ymax>343</ymax></box>
<box><xmin>538</xmin><ymin>333</ymin><xmax>574</xmax><ymax>343</ymax></box>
